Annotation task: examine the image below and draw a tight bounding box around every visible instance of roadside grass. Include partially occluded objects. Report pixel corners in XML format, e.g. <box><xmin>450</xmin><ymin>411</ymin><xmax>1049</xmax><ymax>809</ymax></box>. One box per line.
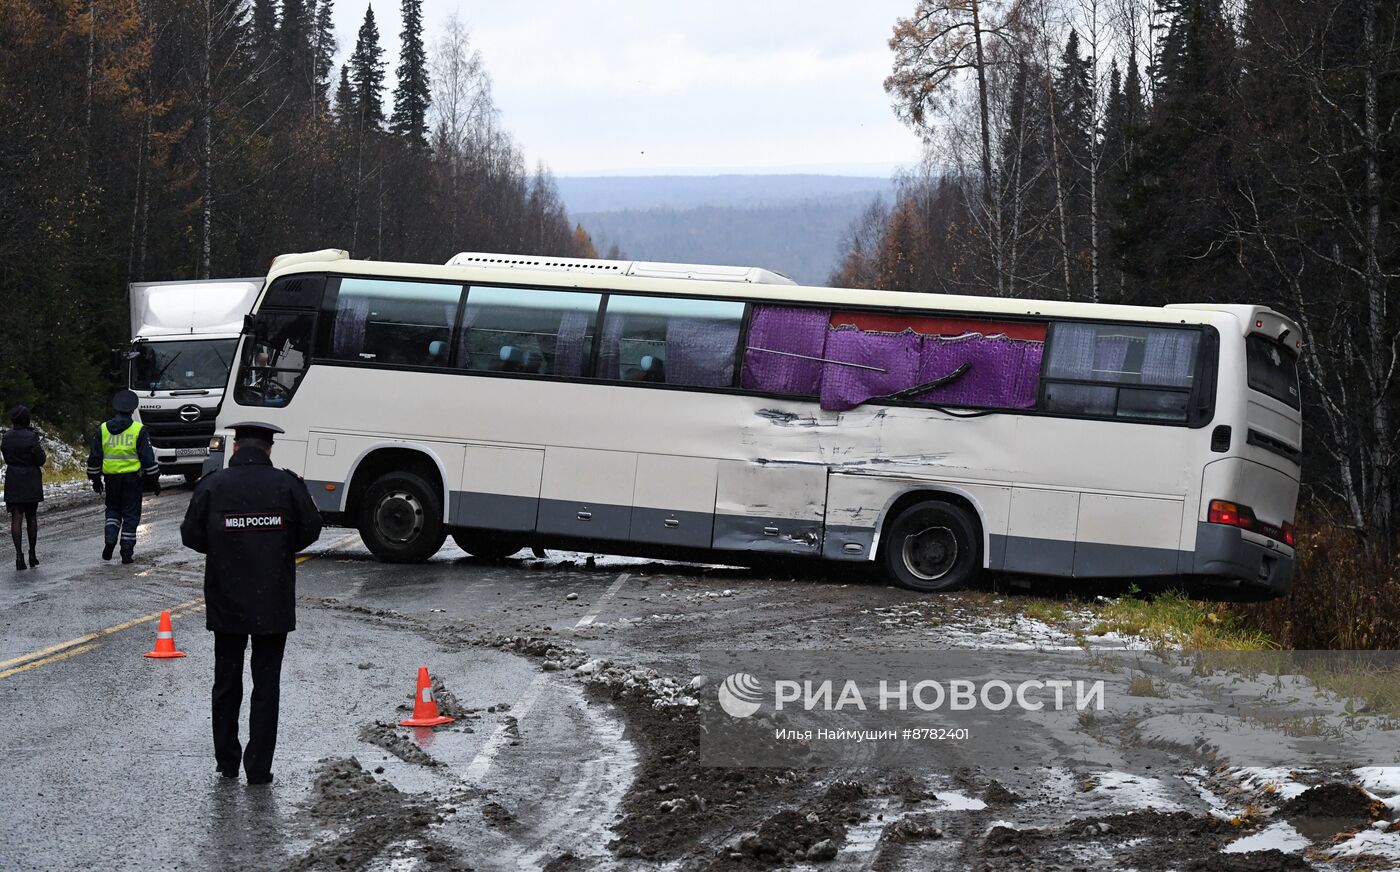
<box><xmin>1086</xmin><ymin>590</ymin><xmax>1273</xmax><ymax>651</ymax></box>
<box><xmin>965</xmin><ymin>584</ymin><xmax>1274</xmax><ymax>650</ymax></box>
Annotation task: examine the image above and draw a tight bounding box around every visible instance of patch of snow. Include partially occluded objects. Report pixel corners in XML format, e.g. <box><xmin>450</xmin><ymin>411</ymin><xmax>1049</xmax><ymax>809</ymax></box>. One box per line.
<box><xmin>1327</xmin><ymin>829</ymin><xmax>1400</xmax><ymax>862</ymax></box>
<box><xmin>934</xmin><ymin>791</ymin><xmax>988</xmax><ymax>811</ymax></box>
<box><xmin>986</xmin><ymin>819</ymin><xmax>1026</xmax><ymax>831</ymax></box>
<box><xmin>1229</xmin><ymin>767</ymin><xmax>1312</xmax><ymax>800</ymax></box>
<box><xmin>1090</xmin><ymin>771</ymin><xmax>1183</xmax><ymax>811</ymax></box>
<box><xmin>1356</xmin><ymin>767</ymin><xmax>1400</xmax><ymax>798</ymax></box>
<box><xmin>1180</xmin><ymin>770</ymin><xmax>1241</xmax><ymax>820</ymax></box>
<box><xmin>1222</xmin><ymin>822</ymin><xmax>1310</xmax><ymax>855</ymax></box>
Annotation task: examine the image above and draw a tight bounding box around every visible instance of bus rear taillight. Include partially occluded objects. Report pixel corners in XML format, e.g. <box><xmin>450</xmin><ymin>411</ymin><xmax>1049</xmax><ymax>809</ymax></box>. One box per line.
<box><xmin>1208</xmin><ymin>499</ymin><xmax>1295</xmax><ymax>548</ymax></box>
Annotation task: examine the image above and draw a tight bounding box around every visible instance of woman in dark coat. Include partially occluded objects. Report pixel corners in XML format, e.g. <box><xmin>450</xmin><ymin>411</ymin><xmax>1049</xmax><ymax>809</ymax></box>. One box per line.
<box><xmin>2</xmin><ymin>405</ymin><xmax>45</xmax><ymax>570</ymax></box>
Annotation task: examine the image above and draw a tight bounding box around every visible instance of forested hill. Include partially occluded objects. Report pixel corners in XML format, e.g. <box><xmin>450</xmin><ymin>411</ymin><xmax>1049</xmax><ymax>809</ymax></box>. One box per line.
<box><xmin>0</xmin><ymin>0</ymin><xmax>590</xmax><ymax>431</ymax></box>
<box><xmin>564</xmin><ymin>176</ymin><xmax>895</xmax><ymax>286</ymax></box>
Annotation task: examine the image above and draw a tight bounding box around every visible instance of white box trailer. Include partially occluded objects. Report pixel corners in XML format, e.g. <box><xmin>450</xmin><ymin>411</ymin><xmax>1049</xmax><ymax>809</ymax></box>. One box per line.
<box><xmin>125</xmin><ymin>278</ymin><xmax>262</xmax><ymax>480</ymax></box>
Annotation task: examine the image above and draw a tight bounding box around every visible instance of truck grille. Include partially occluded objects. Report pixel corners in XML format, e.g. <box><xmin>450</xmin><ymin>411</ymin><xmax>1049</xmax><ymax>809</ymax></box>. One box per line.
<box><xmin>140</xmin><ymin>407</ymin><xmax>217</xmax><ymax>450</ymax></box>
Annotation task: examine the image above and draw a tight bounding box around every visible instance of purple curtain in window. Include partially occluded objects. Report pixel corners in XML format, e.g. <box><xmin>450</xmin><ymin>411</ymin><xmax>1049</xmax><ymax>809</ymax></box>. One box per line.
<box><xmin>913</xmin><ymin>335</ymin><xmax>1044</xmax><ymax>409</ymax></box>
<box><xmin>819</xmin><ymin>328</ymin><xmax>920</xmax><ymax>411</ymax></box>
<box><xmin>331</xmin><ymin>294</ymin><xmax>370</xmax><ymax>358</ymax></box>
<box><xmin>666</xmin><ymin>317</ymin><xmax>739</xmax><ymax>386</ymax></box>
<box><xmin>741</xmin><ymin>305</ymin><xmax>831</xmax><ymax>394</ymax></box>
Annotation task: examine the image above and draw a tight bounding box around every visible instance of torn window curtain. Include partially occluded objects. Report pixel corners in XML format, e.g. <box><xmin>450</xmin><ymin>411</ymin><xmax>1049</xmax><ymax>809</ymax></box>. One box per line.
<box><xmin>820</xmin><ymin>329</ymin><xmax>1044</xmax><ymax>412</ymax></box>
<box><xmin>666</xmin><ymin>317</ymin><xmax>740</xmax><ymax>387</ymax></box>
<box><xmin>819</xmin><ymin>328</ymin><xmax>921</xmax><ymax>411</ymax></box>
<box><xmin>331</xmin><ymin>292</ymin><xmax>370</xmax><ymax>358</ymax></box>
<box><xmin>741</xmin><ymin>305</ymin><xmax>830</xmax><ymax>395</ymax></box>
<box><xmin>914</xmin><ymin>335</ymin><xmax>1044</xmax><ymax>409</ymax></box>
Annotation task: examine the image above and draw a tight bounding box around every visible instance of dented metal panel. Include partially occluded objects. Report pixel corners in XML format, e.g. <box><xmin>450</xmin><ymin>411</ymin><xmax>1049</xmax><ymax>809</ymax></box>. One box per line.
<box><xmin>714</xmin><ymin>461</ymin><xmax>825</xmax><ymax>554</ymax></box>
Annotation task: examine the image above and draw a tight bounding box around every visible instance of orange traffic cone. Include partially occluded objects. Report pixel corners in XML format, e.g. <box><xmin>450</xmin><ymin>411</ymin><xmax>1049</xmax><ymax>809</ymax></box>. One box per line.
<box><xmin>143</xmin><ymin>610</ymin><xmax>187</xmax><ymax>659</ymax></box>
<box><xmin>399</xmin><ymin>666</ymin><xmax>453</xmax><ymax>727</ymax></box>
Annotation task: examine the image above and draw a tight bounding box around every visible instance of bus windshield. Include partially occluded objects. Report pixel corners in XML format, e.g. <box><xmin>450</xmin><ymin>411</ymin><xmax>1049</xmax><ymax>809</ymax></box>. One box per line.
<box><xmin>1245</xmin><ymin>334</ymin><xmax>1300</xmax><ymax>409</ymax></box>
<box><xmin>131</xmin><ymin>339</ymin><xmax>238</xmax><ymax>391</ymax></box>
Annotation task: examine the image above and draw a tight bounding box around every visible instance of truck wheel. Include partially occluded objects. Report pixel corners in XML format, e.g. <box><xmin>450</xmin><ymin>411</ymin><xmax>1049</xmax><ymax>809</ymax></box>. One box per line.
<box><xmin>883</xmin><ymin>500</ymin><xmax>981</xmax><ymax>593</ymax></box>
<box><xmin>450</xmin><ymin>531</ymin><xmax>524</xmax><ymax>560</ymax></box>
<box><xmin>359</xmin><ymin>471</ymin><xmax>446</xmax><ymax>563</ymax></box>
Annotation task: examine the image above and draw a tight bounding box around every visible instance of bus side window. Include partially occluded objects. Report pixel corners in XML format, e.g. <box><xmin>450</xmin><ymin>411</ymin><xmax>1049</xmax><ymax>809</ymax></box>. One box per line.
<box><xmin>457</xmin><ymin>286</ymin><xmax>602</xmax><ymax>377</ymax></box>
<box><xmin>326</xmin><ymin>277</ymin><xmax>462</xmax><ymax>367</ymax></box>
<box><xmin>598</xmin><ymin>295</ymin><xmax>744</xmax><ymax>387</ymax></box>
<box><xmin>1042</xmin><ymin>322</ymin><xmax>1200</xmax><ymax>422</ymax></box>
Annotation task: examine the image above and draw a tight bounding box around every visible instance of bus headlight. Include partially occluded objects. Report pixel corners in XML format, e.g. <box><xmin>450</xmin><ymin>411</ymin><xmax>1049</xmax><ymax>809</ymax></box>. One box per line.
<box><xmin>209</xmin><ymin>435</ymin><xmax>224</xmax><ymax>452</ymax></box>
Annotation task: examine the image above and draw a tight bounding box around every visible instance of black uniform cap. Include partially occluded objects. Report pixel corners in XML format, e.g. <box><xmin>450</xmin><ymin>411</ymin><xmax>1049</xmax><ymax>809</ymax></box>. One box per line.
<box><xmin>112</xmin><ymin>389</ymin><xmax>139</xmax><ymax>413</ymax></box>
<box><xmin>229</xmin><ymin>421</ymin><xmax>285</xmax><ymax>443</ymax></box>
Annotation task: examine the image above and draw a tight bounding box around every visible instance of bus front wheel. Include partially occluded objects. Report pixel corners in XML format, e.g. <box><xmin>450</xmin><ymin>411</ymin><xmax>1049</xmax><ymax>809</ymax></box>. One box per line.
<box><xmin>359</xmin><ymin>471</ymin><xmax>446</xmax><ymax>563</ymax></box>
<box><xmin>884</xmin><ymin>500</ymin><xmax>981</xmax><ymax>593</ymax></box>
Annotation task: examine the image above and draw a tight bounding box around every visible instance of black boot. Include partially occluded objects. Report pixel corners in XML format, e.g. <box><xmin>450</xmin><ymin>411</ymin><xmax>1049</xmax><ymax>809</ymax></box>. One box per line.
<box><xmin>15</xmin><ymin>553</ymin><xmax>25</xmax><ymax>571</ymax></box>
<box><xmin>102</xmin><ymin>542</ymin><xmax>115</xmax><ymax>561</ymax></box>
<box><xmin>28</xmin><ymin>549</ymin><xmax>38</xmax><ymax>568</ymax></box>
<box><xmin>121</xmin><ymin>553</ymin><xmax>135</xmax><ymax>565</ymax></box>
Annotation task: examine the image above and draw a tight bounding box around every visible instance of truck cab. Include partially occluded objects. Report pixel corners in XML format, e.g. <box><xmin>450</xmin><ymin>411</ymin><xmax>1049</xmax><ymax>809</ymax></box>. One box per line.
<box><xmin>125</xmin><ymin>278</ymin><xmax>263</xmax><ymax>481</ymax></box>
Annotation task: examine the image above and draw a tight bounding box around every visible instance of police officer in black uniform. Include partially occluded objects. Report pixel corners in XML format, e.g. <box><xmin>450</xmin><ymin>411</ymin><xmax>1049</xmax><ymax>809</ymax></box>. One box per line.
<box><xmin>179</xmin><ymin>422</ymin><xmax>322</xmax><ymax>784</ymax></box>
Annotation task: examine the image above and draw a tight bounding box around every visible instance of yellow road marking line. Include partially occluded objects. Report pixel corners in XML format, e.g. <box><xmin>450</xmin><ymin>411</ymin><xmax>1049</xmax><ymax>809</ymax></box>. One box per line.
<box><xmin>297</xmin><ymin>532</ymin><xmax>361</xmax><ymax>564</ymax></box>
<box><xmin>0</xmin><ymin>643</ymin><xmax>100</xmax><ymax>681</ymax></box>
<box><xmin>1</xmin><ymin>533</ymin><xmax>357</xmax><ymax>680</ymax></box>
<box><xmin>0</xmin><ymin>595</ymin><xmax>204</xmax><ymax>673</ymax></box>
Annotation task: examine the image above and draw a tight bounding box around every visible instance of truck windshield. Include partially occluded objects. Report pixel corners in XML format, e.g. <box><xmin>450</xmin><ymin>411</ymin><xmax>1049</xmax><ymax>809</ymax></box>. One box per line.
<box><xmin>131</xmin><ymin>339</ymin><xmax>238</xmax><ymax>391</ymax></box>
<box><xmin>1245</xmin><ymin>334</ymin><xmax>1301</xmax><ymax>410</ymax></box>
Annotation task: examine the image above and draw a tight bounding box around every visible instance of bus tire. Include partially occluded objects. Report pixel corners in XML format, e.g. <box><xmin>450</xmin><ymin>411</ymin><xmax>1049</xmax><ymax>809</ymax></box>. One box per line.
<box><xmin>883</xmin><ymin>500</ymin><xmax>980</xmax><ymax>593</ymax></box>
<box><xmin>359</xmin><ymin>471</ymin><xmax>446</xmax><ymax>563</ymax></box>
<box><xmin>450</xmin><ymin>531</ymin><xmax>523</xmax><ymax>560</ymax></box>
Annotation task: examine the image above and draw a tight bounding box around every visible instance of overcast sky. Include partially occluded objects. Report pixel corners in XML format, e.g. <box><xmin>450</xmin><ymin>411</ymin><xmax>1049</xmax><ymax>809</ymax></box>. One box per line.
<box><xmin>330</xmin><ymin>1</ymin><xmax>926</xmax><ymax>177</ymax></box>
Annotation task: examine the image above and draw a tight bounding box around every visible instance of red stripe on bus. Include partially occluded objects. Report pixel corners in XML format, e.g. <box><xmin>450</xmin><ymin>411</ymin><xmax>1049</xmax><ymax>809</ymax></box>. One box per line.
<box><xmin>829</xmin><ymin>312</ymin><xmax>1047</xmax><ymax>342</ymax></box>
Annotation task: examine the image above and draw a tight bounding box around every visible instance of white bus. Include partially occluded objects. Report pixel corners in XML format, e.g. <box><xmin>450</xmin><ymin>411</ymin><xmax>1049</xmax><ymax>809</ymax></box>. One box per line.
<box><xmin>208</xmin><ymin>249</ymin><xmax>1303</xmax><ymax>596</ymax></box>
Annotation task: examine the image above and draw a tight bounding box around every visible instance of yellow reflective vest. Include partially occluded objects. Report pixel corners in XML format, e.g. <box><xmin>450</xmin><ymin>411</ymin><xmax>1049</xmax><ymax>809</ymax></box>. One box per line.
<box><xmin>100</xmin><ymin>421</ymin><xmax>146</xmax><ymax>475</ymax></box>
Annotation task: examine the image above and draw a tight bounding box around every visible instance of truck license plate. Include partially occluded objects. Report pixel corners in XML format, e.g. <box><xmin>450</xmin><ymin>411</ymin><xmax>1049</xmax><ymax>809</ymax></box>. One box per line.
<box><xmin>175</xmin><ymin>447</ymin><xmax>208</xmax><ymax>457</ymax></box>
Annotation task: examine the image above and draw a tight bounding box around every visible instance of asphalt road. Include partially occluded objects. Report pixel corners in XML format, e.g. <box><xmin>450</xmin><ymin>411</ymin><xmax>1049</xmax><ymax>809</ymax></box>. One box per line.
<box><xmin>1</xmin><ymin>484</ymin><xmax>1397</xmax><ymax>871</ymax></box>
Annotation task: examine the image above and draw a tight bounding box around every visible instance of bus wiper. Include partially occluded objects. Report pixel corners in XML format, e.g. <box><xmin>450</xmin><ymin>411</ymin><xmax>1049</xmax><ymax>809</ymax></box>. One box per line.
<box><xmin>873</xmin><ymin>362</ymin><xmax>972</xmax><ymax>403</ymax></box>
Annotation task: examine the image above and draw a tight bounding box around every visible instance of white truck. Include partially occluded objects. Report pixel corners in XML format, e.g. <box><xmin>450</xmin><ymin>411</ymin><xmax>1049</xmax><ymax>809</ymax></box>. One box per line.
<box><xmin>124</xmin><ymin>278</ymin><xmax>263</xmax><ymax>481</ymax></box>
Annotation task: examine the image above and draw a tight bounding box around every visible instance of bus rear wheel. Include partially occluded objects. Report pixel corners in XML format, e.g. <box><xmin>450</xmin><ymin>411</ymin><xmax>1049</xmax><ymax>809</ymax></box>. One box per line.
<box><xmin>883</xmin><ymin>500</ymin><xmax>980</xmax><ymax>593</ymax></box>
<box><xmin>450</xmin><ymin>530</ymin><xmax>524</xmax><ymax>560</ymax></box>
<box><xmin>359</xmin><ymin>471</ymin><xmax>446</xmax><ymax>563</ymax></box>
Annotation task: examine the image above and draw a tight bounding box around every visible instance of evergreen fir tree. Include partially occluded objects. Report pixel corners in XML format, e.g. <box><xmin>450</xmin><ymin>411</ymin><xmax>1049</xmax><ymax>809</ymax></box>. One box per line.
<box><xmin>349</xmin><ymin>5</ymin><xmax>387</xmax><ymax>128</ymax></box>
<box><xmin>252</xmin><ymin>0</ymin><xmax>279</xmax><ymax>52</ymax></box>
<box><xmin>390</xmin><ymin>0</ymin><xmax>431</xmax><ymax>145</ymax></box>
<box><xmin>311</xmin><ymin>0</ymin><xmax>337</xmax><ymax>113</ymax></box>
<box><xmin>334</xmin><ymin>63</ymin><xmax>356</xmax><ymax>123</ymax></box>
<box><xmin>279</xmin><ymin>0</ymin><xmax>313</xmax><ymax>105</ymax></box>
